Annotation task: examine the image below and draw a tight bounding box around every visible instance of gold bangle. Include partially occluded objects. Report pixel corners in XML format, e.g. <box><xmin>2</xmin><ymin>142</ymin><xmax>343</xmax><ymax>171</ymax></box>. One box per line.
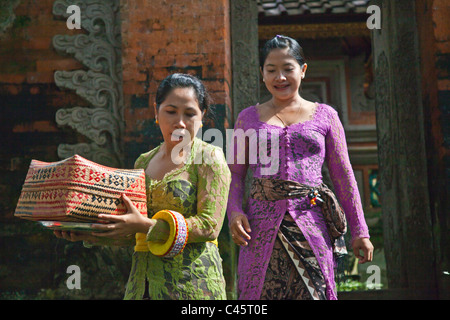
<box><xmin>148</xmin><ymin>210</ymin><xmax>188</xmax><ymax>258</ymax></box>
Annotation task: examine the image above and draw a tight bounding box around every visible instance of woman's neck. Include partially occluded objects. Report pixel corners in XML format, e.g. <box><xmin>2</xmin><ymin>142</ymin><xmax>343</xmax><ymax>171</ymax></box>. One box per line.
<box><xmin>271</xmin><ymin>94</ymin><xmax>303</xmax><ymax>110</ymax></box>
<box><xmin>160</xmin><ymin>139</ymin><xmax>193</xmax><ymax>163</ymax></box>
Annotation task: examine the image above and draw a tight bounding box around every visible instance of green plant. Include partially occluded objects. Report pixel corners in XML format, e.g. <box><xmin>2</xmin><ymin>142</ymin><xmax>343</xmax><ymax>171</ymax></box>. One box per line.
<box><xmin>337</xmin><ymin>278</ymin><xmax>384</xmax><ymax>292</ymax></box>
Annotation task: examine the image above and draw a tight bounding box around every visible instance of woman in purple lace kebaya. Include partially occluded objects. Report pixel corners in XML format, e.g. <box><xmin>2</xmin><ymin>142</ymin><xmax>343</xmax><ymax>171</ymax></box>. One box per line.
<box><xmin>227</xmin><ymin>35</ymin><xmax>374</xmax><ymax>300</ymax></box>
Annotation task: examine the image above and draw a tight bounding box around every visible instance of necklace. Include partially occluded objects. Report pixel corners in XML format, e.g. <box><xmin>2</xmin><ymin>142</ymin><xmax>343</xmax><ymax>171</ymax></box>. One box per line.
<box><xmin>274</xmin><ymin>113</ymin><xmax>288</xmax><ymax>127</ymax></box>
<box><xmin>271</xmin><ymin>100</ymin><xmax>317</xmax><ymax>127</ymax></box>
<box><xmin>271</xmin><ymin>100</ymin><xmax>302</xmax><ymax>127</ymax></box>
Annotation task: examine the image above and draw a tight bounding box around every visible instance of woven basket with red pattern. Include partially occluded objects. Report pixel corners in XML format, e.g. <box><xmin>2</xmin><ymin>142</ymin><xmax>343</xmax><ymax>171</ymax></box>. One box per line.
<box><xmin>14</xmin><ymin>154</ymin><xmax>147</xmax><ymax>222</ymax></box>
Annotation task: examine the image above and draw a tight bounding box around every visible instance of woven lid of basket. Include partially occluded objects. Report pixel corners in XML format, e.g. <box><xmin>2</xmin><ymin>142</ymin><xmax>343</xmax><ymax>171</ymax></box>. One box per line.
<box><xmin>14</xmin><ymin>154</ymin><xmax>147</xmax><ymax>222</ymax></box>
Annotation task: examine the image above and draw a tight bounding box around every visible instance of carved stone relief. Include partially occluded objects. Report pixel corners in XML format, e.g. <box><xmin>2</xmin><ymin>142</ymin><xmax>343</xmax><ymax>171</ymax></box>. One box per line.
<box><xmin>374</xmin><ymin>51</ymin><xmax>393</xmax><ymax>191</ymax></box>
<box><xmin>52</xmin><ymin>0</ymin><xmax>124</xmax><ymax>167</ymax></box>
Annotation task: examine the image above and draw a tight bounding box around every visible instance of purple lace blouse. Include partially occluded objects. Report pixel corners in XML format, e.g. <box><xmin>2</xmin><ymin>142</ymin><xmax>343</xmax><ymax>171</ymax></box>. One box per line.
<box><xmin>227</xmin><ymin>103</ymin><xmax>370</xmax><ymax>300</ymax></box>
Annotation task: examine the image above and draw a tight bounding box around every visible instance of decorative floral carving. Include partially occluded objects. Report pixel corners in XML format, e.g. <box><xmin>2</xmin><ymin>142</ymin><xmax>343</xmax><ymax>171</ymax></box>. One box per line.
<box><xmin>375</xmin><ymin>51</ymin><xmax>393</xmax><ymax>191</ymax></box>
<box><xmin>52</xmin><ymin>0</ymin><xmax>123</xmax><ymax>168</ymax></box>
<box><xmin>55</xmin><ymin>106</ymin><xmax>119</xmax><ymax>147</ymax></box>
<box><xmin>57</xmin><ymin>142</ymin><xmax>120</xmax><ymax>169</ymax></box>
<box><xmin>53</xmin><ymin>34</ymin><xmax>120</xmax><ymax>82</ymax></box>
<box><xmin>54</xmin><ymin>70</ymin><xmax>120</xmax><ymax>118</ymax></box>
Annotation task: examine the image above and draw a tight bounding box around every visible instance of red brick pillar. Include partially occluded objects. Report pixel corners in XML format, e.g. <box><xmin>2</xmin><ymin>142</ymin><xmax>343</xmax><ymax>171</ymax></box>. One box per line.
<box><xmin>120</xmin><ymin>0</ymin><xmax>235</xmax><ymax>298</ymax></box>
<box><xmin>121</xmin><ymin>0</ymin><xmax>232</xmax><ymax>166</ymax></box>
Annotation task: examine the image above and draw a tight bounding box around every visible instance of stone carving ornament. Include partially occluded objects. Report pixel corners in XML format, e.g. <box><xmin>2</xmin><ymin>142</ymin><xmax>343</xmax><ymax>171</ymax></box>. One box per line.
<box><xmin>52</xmin><ymin>0</ymin><xmax>124</xmax><ymax>168</ymax></box>
<box><xmin>52</xmin><ymin>2</ymin><xmax>132</xmax><ymax>297</ymax></box>
<box><xmin>56</xmin><ymin>106</ymin><xmax>120</xmax><ymax>152</ymax></box>
<box><xmin>374</xmin><ymin>51</ymin><xmax>393</xmax><ymax>191</ymax></box>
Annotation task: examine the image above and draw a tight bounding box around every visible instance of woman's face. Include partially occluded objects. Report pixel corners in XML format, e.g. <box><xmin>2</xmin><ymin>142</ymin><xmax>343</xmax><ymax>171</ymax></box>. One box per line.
<box><xmin>155</xmin><ymin>87</ymin><xmax>204</xmax><ymax>150</ymax></box>
<box><xmin>261</xmin><ymin>48</ymin><xmax>307</xmax><ymax>101</ymax></box>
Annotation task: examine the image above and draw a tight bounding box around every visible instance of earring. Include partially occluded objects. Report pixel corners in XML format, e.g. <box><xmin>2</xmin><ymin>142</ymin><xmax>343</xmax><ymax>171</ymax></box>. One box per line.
<box><xmin>200</xmin><ymin>123</ymin><xmax>203</xmax><ymax>128</ymax></box>
<box><xmin>155</xmin><ymin>118</ymin><xmax>159</xmax><ymax>124</ymax></box>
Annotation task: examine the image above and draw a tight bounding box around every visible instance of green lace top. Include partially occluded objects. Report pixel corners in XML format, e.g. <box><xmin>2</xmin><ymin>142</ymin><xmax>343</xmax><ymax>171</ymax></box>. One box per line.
<box><xmin>124</xmin><ymin>138</ymin><xmax>231</xmax><ymax>300</ymax></box>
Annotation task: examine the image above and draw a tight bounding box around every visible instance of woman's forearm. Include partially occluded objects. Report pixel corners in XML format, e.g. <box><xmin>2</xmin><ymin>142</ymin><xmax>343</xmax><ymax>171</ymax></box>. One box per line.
<box><xmin>146</xmin><ymin>218</ymin><xmax>170</xmax><ymax>242</ymax></box>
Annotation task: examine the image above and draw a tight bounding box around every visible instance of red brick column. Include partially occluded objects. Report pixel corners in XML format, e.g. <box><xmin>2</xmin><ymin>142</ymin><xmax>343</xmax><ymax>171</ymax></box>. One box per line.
<box><xmin>120</xmin><ymin>0</ymin><xmax>232</xmax><ymax>165</ymax></box>
<box><xmin>120</xmin><ymin>0</ymin><xmax>235</xmax><ymax>298</ymax></box>
<box><xmin>0</xmin><ymin>0</ymin><xmax>234</xmax><ymax>298</ymax></box>
<box><xmin>0</xmin><ymin>0</ymin><xmax>90</xmax><ymax>294</ymax></box>
<box><xmin>0</xmin><ymin>0</ymin><xmax>85</xmax><ymax>220</ymax></box>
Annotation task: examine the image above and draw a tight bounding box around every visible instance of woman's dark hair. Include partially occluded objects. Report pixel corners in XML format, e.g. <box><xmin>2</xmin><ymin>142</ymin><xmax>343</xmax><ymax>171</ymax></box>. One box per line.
<box><xmin>260</xmin><ymin>35</ymin><xmax>306</xmax><ymax>70</ymax></box>
<box><xmin>155</xmin><ymin>73</ymin><xmax>211</xmax><ymax>114</ymax></box>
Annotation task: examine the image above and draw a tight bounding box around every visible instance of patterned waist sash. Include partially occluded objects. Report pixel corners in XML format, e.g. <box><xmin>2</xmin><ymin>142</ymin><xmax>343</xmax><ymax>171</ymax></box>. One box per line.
<box><xmin>249</xmin><ymin>177</ymin><xmax>347</xmax><ymax>242</ymax></box>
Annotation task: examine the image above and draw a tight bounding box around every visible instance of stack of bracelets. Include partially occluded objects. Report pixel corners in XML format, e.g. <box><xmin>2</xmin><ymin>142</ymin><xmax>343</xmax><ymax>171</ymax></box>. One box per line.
<box><xmin>148</xmin><ymin>210</ymin><xmax>189</xmax><ymax>258</ymax></box>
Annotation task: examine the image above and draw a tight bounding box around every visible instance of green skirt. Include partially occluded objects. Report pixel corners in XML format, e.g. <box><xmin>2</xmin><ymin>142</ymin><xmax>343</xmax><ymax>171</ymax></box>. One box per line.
<box><xmin>124</xmin><ymin>242</ymin><xmax>226</xmax><ymax>300</ymax></box>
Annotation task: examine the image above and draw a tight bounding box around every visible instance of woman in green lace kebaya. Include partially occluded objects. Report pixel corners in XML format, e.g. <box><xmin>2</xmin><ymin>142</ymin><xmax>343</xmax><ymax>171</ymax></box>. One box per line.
<box><xmin>54</xmin><ymin>73</ymin><xmax>231</xmax><ymax>300</ymax></box>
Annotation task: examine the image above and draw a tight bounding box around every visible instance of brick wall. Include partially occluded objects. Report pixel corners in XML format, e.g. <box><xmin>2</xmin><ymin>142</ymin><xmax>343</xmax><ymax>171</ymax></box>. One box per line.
<box><xmin>0</xmin><ymin>0</ymin><xmax>85</xmax><ymax>222</ymax></box>
<box><xmin>0</xmin><ymin>0</ymin><xmax>90</xmax><ymax>296</ymax></box>
<box><xmin>120</xmin><ymin>0</ymin><xmax>232</xmax><ymax>168</ymax></box>
<box><xmin>119</xmin><ymin>0</ymin><xmax>234</xmax><ymax>297</ymax></box>
<box><xmin>0</xmin><ymin>0</ymin><xmax>233</xmax><ymax>298</ymax></box>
